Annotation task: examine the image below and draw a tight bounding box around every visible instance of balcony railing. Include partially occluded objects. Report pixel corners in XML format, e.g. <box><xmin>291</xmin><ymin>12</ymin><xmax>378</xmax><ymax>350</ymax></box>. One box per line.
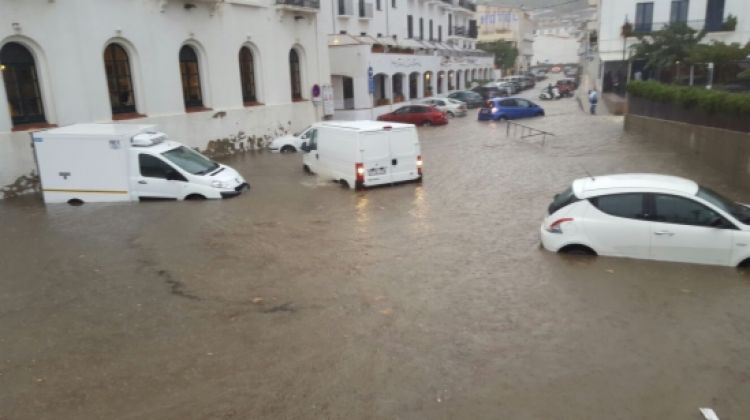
<box><xmin>457</xmin><ymin>0</ymin><xmax>475</xmax><ymax>12</ymax></box>
<box><xmin>277</xmin><ymin>0</ymin><xmax>320</xmax><ymax>8</ymax></box>
<box><xmin>631</xmin><ymin>19</ymin><xmax>735</xmax><ymax>34</ymax></box>
<box><xmin>451</xmin><ymin>26</ymin><xmax>477</xmax><ymax>39</ymax></box>
<box><xmin>276</xmin><ymin>0</ymin><xmax>320</xmax><ymax>9</ymax></box>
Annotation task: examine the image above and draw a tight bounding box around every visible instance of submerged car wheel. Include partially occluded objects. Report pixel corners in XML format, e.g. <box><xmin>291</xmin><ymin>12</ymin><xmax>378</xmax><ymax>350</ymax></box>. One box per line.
<box><xmin>558</xmin><ymin>244</ymin><xmax>597</xmax><ymax>256</ymax></box>
<box><xmin>280</xmin><ymin>145</ymin><xmax>296</xmax><ymax>153</ymax></box>
<box><xmin>303</xmin><ymin>164</ymin><xmax>312</xmax><ymax>174</ymax></box>
<box><xmin>446</xmin><ymin>111</ymin><xmax>455</xmax><ymax>118</ymax></box>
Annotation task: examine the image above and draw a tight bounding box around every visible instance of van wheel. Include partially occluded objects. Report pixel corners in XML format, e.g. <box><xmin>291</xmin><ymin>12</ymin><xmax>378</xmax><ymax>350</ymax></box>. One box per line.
<box><xmin>67</xmin><ymin>198</ymin><xmax>84</xmax><ymax>206</ymax></box>
<box><xmin>339</xmin><ymin>179</ymin><xmax>350</xmax><ymax>189</ymax></box>
<box><xmin>737</xmin><ymin>258</ymin><xmax>750</xmax><ymax>270</ymax></box>
<box><xmin>185</xmin><ymin>194</ymin><xmax>206</xmax><ymax>200</ymax></box>
<box><xmin>280</xmin><ymin>145</ymin><xmax>296</xmax><ymax>153</ymax></box>
<box><xmin>303</xmin><ymin>164</ymin><xmax>312</xmax><ymax>174</ymax></box>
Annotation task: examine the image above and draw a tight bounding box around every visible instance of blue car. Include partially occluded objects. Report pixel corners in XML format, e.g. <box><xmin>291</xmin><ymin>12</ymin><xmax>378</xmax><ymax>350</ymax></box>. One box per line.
<box><xmin>477</xmin><ymin>97</ymin><xmax>545</xmax><ymax>121</ymax></box>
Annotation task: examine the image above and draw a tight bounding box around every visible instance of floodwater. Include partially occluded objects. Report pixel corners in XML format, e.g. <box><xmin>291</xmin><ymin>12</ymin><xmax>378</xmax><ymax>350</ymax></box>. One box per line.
<box><xmin>2</xmin><ymin>85</ymin><xmax>750</xmax><ymax>420</ymax></box>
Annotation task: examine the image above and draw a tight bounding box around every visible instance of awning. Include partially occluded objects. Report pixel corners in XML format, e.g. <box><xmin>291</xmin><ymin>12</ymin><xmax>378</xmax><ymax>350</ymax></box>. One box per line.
<box><xmin>354</xmin><ymin>35</ymin><xmax>380</xmax><ymax>45</ymax></box>
<box><xmin>328</xmin><ymin>34</ymin><xmax>361</xmax><ymax>46</ymax></box>
<box><xmin>375</xmin><ymin>36</ymin><xmax>398</xmax><ymax>47</ymax></box>
<box><xmin>396</xmin><ymin>38</ymin><xmax>425</xmax><ymax>49</ymax></box>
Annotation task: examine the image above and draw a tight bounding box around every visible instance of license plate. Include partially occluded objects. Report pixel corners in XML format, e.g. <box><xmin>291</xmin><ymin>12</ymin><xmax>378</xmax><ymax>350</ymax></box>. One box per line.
<box><xmin>480</xmin><ymin>109</ymin><xmax>489</xmax><ymax>113</ymax></box>
<box><xmin>367</xmin><ymin>167</ymin><xmax>386</xmax><ymax>176</ymax></box>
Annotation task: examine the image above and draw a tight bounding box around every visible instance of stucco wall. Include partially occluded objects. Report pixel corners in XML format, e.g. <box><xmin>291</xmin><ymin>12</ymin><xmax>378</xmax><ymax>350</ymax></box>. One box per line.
<box><xmin>625</xmin><ymin>114</ymin><xmax>750</xmax><ymax>189</ymax></box>
<box><xmin>0</xmin><ymin>0</ymin><xmax>329</xmax><ymax>193</ymax></box>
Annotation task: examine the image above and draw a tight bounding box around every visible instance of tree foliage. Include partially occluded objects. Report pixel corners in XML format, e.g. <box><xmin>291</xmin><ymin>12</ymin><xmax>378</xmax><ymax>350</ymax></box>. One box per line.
<box><xmin>631</xmin><ymin>22</ymin><xmax>706</xmax><ymax>77</ymax></box>
<box><xmin>477</xmin><ymin>40</ymin><xmax>518</xmax><ymax>71</ymax></box>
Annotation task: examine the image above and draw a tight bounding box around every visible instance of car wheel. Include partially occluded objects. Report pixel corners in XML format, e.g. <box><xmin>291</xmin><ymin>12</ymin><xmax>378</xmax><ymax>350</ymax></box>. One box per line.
<box><xmin>422</xmin><ymin>120</ymin><xmax>431</xmax><ymax>126</ymax></box>
<box><xmin>559</xmin><ymin>244</ymin><xmax>597</xmax><ymax>256</ymax></box>
<box><xmin>446</xmin><ymin>111</ymin><xmax>455</xmax><ymax>118</ymax></box>
<box><xmin>496</xmin><ymin>116</ymin><xmax>507</xmax><ymax>121</ymax></box>
<box><xmin>303</xmin><ymin>164</ymin><xmax>312</xmax><ymax>174</ymax></box>
<box><xmin>280</xmin><ymin>145</ymin><xmax>296</xmax><ymax>153</ymax></box>
<box><xmin>536</xmin><ymin>111</ymin><xmax>545</xmax><ymax>117</ymax></box>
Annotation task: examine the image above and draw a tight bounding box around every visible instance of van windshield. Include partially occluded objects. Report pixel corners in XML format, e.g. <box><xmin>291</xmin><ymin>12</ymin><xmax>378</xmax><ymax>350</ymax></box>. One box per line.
<box><xmin>162</xmin><ymin>146</ymin><xmax>219</xmax><ymax>175</ymax></box>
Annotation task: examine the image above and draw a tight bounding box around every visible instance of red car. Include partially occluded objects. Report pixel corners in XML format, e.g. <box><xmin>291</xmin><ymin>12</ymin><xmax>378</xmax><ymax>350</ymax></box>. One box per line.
<box><xmin>377</xmin><ymin>105</ymin><xmax>448</xmax><ymax>126</ymax></box>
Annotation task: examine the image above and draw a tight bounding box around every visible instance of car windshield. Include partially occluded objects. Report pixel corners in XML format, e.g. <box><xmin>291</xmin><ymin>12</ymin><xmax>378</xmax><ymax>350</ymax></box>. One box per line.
<box><xmin>697</xmin><ymin>186</ymin><xmax>750</xmax><ymax>224</ymax></box>
<box><xmin>162</xmin><ymin>146</ymin><xmax>219</xmax><ymax>175</ymax></box>
<box><xmin>293</xmin><ymin>126</ymin><xmax>311</xmax><ymax>137</ymax></box>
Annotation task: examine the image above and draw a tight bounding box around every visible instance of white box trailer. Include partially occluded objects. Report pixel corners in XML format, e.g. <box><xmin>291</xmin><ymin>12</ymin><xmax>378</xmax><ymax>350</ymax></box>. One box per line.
<box><xmin>301</xmin><ymin>121</ymin><xmax>422</xmax><ymax>189</ymax></box>
<box><xmin>32</xmin><ymin>124</ymin><xmax>248</xmax><ymax>204</ymax></box>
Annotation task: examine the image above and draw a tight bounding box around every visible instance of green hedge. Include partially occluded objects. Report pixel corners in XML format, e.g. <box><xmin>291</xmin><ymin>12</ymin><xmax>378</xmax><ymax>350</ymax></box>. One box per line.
<box><xmin>627</xmin><ymin>80</ymin><xmax>750</xmax><ymax>115</ymax></box>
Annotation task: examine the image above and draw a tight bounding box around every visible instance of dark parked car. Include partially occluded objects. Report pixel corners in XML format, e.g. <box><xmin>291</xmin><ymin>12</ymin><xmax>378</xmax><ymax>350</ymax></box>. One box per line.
<box><xmin>471</xmin><ymin>86</ymin><xmax>508</xmax><ymax>101</ymax></box>
<box><xmin>446</xmin><ymin>90</ymin><xmax>485</xmax><ymax>108</ymax></box>
<box><xmin>377</xmin><ymin>105</ymin><xmax>448</xmax><ymax>126</ymax></box>
<box><xmin>477</xmin><ymin>97</ymin><xmax>545</xmax><ymax>121</ymax></box>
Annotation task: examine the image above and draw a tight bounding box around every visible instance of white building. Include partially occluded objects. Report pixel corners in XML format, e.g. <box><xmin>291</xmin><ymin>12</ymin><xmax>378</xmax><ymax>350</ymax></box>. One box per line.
<box><xmin>321</xmin><ymin>0</ymin><xmax>494</xmax><ymax>120</ymax></box>
<box><xmin>596</xmin><ymin>0</ymin><xmax>750</xmax><ymax>93</ymax></box>
<box><xmin>0</xmin><ymin>0</ymin><xmax>331</xmax><ymax>194</ymax></box>
<box><xmin>477</xmin><ymin>6</ymin><xmax>535</xmax><ymax>72</ymax></box>
<box><xmin>532</xmin><ymin>34</ymin><xmax>580</xmax><ymax>66</ymax></box>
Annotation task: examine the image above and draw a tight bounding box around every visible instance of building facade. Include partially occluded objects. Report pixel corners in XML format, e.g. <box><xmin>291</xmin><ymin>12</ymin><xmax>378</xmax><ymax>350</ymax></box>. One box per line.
<box><xmin>477</xmin><ymin>6</ymin><xmax>535</xmax><ymax>72</ymax></box>
<box><xmin>596</xmin><ymin>0</ymin><xmax>750</xmax><ymax>93</ymax></box>
<box><xmin>321</xmin><ymin>0</ymin><xmax>495</xmax><ymax>120</ymax></box>
<box><xmin>0</xmin><ymin>0</ymin><xmax>331</xmax><ymax>192</ymax></box>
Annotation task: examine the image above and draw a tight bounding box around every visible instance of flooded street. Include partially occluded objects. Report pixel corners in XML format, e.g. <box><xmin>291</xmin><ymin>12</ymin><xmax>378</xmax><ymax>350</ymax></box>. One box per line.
<box><xmin>2</xmin><ymin>88</ymin><xmax>750</xmax><ymax>420</ymax></box>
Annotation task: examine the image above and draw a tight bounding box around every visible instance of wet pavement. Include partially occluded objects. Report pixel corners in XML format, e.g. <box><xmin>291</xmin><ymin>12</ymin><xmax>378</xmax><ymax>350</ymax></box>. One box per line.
<box><xmin>2</xmin><ymin>82</ymin><xmax>750</xmax><ymax>420</ymax></box>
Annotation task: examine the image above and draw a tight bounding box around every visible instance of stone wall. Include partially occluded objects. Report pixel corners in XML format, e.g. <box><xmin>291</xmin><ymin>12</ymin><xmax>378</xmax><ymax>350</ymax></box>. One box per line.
<box><xmin>625</xmin><ymin>114</ymin><xmax>750</xmax><ymax>189</ymax></box>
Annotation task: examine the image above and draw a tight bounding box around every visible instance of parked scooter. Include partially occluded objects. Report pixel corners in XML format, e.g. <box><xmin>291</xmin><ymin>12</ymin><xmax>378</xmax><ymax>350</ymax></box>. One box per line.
<box><xmin>539</xmin><ymin>86</ymin><xmax>561</xmax><ymax>100</ymax></box>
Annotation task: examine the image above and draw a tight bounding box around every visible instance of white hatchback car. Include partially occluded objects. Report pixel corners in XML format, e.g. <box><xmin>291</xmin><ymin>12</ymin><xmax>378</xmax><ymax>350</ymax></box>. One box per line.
<box><xmin>416</xmin><ymin>98</ymin><xmax>467</xmax><ymax>117</ymax></box>
<box><xmin>268</xmin><ymin>126</ymin><xmax>313</xmax><ymax>153</ymax></box>
<box><xmin>541</xmin><ymin>174</ymin><xmax>750</xmax><ymax>268</ymax></box>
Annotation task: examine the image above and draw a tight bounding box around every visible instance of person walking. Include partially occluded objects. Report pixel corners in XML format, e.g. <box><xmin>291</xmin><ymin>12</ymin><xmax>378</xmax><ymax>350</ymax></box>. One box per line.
<box><xmin>588</xmin><ymin>89</ymin><xmax>598</xmax><ymax>115</ymax></box>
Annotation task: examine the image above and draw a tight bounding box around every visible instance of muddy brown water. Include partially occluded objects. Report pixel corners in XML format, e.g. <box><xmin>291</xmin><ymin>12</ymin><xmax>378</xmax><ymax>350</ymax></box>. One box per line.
<box><xmin>1</xmin><ymin>89</ymin><xmax>750</xmax><ymax>419</ymax></box>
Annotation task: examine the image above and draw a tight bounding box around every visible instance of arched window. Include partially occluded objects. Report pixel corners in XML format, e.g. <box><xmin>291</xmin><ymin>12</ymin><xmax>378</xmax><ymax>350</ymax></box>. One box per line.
<box><xmin>104</xmin><ymin>43</ymin><xmax>136</xmax><ymax>115</ymax></box>
<box><xmin>1</xmin><ymin>42</ymin><xmax>46</xmax><ymax>126</ymax></box>
<box><xmin>289</xmin><ymin>49</ymin><xmax>302</xmax><ymax>101</ymax></box>
<box><xmin>179</xmin><ymin>45</ymin><xmax>203</xmax><ymax>108</ymax></box>
<box><xmin>239</xmin><ymin>47</ymin><xmax>257</xmax><ymax>104</ymax></box>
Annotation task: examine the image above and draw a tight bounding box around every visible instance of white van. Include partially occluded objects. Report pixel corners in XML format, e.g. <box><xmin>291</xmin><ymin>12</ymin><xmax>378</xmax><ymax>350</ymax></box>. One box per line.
<box><xmin>33</xmin><ymin>123</ymin><xmax>248</xmax><ymax>204</ymax></box>
<box><xmin>300</xmin><ymin>121</ymin><xmax>422</xmax><ymax>189</ymax></box>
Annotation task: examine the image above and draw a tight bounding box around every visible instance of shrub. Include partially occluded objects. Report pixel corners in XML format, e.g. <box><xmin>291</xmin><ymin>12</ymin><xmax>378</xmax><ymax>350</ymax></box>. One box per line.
<box><xmin>627</xmin><ymin>80</ymin><xmax>750</xmax><ymax>115</ymax></box>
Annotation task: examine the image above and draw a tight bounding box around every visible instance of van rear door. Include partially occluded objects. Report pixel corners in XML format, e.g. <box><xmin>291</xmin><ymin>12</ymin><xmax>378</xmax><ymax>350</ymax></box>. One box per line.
<box><xmin>360</xmin><ymin>131</ymin><xmax>391</xmax><ymax>186</ymax></box>
<box><xmin>389</xmin><ymin>127</ymin><xmax>420</xmax><ymax>183</ymax></box>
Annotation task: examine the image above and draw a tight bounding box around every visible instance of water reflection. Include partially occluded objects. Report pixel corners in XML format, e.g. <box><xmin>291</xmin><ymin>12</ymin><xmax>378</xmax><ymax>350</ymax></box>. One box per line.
<box><xmin>355</xmin><ymin>194</ymin><xmax>370</xmax><ymax>234</ymax></box>
<box><xmin>409</xmin><ymin>186</ymin><xmax>431</xmax><ymax>233</ymax></box>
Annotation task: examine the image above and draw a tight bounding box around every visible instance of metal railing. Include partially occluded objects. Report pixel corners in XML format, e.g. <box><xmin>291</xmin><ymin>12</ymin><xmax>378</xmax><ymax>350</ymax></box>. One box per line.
<box><xmin>505</xmin><ymin>120</ymin><xmax>554</xmax><ymax>146</ymax></box>
<box><xmin>451</xmin><ymin>26</ymin><xmax>477</xmax><ymax>38</ymax></box>
<box><xmin>276</xmin><ymin>0</ymin><xmax>320</xmax><ymax>8</ymax></box>
<box><xmin>457</xmin><ymin>0</ymin><xmax>475</xmax><ymax>12</ymax></box>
